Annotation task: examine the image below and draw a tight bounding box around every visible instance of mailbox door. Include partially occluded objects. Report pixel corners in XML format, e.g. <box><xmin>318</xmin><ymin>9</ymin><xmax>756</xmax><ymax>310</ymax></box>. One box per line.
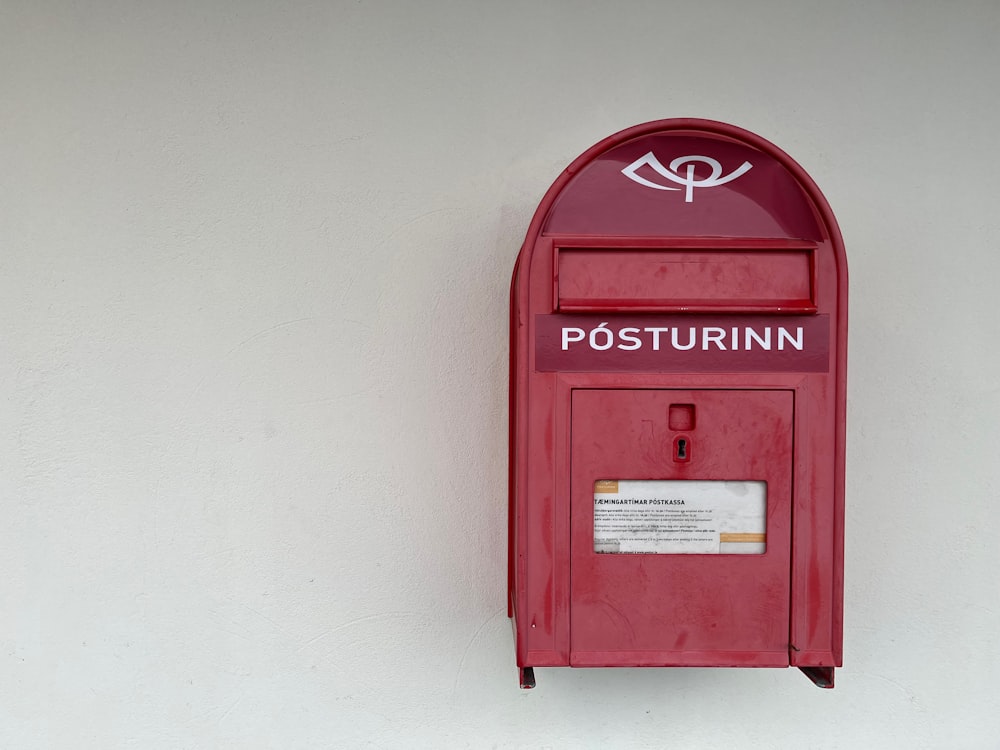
<box><xmin>570</xmin><ymin>388</ymin><xmax>794</xmax><ymax>666</ymax></box>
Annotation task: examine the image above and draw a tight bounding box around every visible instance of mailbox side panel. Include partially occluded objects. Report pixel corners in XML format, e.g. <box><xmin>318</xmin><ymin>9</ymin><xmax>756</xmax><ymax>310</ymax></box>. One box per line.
<box><xmin>789</xmin><ymin>238</ymin><xmax>846</xmax><ymax>670</ymax></box>
<box><xmin>511</xmin><ymin>239</ymin><xmax>571</xmax><ymax>667</ymax></box>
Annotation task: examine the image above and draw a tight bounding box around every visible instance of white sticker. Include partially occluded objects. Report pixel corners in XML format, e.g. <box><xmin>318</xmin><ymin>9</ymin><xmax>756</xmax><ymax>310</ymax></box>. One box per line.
<box><xmin>593</xmin><ymin>480</ymin><xmax>766</xmax><ymax>555</ymax></box>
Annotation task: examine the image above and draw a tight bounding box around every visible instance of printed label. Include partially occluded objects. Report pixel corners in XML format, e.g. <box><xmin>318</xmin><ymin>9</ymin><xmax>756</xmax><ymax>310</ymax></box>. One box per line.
<box><xmin>594</xmin><ymin>479</ymin><xmax>766</xmax><ymax>554</ymax></box>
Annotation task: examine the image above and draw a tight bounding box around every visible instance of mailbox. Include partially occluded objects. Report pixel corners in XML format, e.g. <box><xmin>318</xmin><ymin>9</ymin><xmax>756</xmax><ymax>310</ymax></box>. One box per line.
<box><xmin>508</xmin><ymin>119</ymin><xmax>847</xmax><ymax>689</ymax></box>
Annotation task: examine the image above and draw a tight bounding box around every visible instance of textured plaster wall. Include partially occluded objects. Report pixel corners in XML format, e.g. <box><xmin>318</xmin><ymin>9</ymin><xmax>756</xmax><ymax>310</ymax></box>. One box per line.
<box><xmin>2</xmin><ymin>1</ymin><xmax>998</xmax><ymax>747</ymax></box>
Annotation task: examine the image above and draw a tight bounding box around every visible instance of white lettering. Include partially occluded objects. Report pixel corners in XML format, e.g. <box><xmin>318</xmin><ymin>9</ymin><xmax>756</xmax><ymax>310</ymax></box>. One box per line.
<box><xmin>702</xmin><ymin>327</ymin><xmax>727</xmax><ymax>350</ymax></box>
<box><xmin>671</xmin><ymin>327</ymin><xmax>696</xmax><ymax>350</ymax></box>
<box><xmin>745</xmin><ymin>328</ymin><xmax>771</xmax><ymax>350</ymax></box>
<box><xmin>589</xmin><ymin>322</ymin><xmax>613</xmax><ymax>351</ymax></box>
<box><xmin>559</xmin><ymin>322</ymin><xmax>807</xmax><ymax>356</ymax></box>
<box><xmin>562</xmin><ymin>327</ymin><xmax>585</xmax><ymax>350</ymax></box>
<box><xmin>643</xmin><ymin>327</ymin><xmax>670</xmax><ymax>350</ymax></box>
<box><xmin>778</xmin><ymin>326</ymin><xmax>804</xmax><ymax>351</ymax></box>
<box><xmin>617</xmin><ymin>327</ymin><xmax>642</xmax><ymax>350</ymax></box>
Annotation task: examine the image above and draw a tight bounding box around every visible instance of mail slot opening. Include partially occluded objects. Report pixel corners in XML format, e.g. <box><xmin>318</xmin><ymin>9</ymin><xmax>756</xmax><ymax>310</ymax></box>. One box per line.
<box><xmin>557</xmin><ymin>247</ymin><xmax>815</xmax><ymax>312</ymax></box>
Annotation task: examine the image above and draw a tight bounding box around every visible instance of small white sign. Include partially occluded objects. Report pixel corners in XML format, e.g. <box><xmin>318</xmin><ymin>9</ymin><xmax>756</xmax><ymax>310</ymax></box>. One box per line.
<box><xmin>593</xmin><ymin>480</ymin><xmax>766</xmax><ymax>554</ymax></box>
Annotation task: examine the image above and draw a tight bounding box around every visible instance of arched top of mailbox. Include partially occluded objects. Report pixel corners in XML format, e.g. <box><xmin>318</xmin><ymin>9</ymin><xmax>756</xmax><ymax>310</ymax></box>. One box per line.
<box><xmin>526</xmin><ymin>119</ymin><xmax>842</xmax><ymax>246</ymax></box>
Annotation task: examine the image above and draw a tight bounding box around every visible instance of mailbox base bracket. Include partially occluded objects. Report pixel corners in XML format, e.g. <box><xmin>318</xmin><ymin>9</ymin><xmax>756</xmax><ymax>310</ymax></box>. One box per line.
<box><xmin>799</xmin><ymin>666</ymin><xmax>835</xmax><ymax>689</ymax></box>
<box><xmin>517</xmin><ymin>665</ymin><xmax>835</xmax><ymax>689</ymax></box>
<box><xmin>519</xmin><ymin>667</ymin><xmax>536</xmax><ymax>689</ymax></box>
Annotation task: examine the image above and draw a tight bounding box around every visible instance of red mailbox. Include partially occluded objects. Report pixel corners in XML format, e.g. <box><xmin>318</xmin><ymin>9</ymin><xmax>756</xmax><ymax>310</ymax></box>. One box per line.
<box><xmin>508</xmin><ymin>119</ymin><xmax>847</xmax><ymax>689</ymax></box>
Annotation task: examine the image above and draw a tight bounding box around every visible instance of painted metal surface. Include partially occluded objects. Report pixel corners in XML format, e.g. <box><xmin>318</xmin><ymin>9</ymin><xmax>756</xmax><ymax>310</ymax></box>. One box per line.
<box><xmin>570</xmin><ymin>389</ymin><xmax>793</xmax><ymax>665</ymax></box>
<box><xmin>509</xmin><ymin>119</ymin><xmax>847</xmax><ymax>688</ymax></box>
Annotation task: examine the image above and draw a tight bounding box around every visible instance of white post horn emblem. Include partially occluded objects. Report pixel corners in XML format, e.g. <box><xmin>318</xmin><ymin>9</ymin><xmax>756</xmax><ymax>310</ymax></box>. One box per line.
<box><xmin>621</xmin><ymin>152</ymin><xmax>753</xmax><ymax>203</ymax></box>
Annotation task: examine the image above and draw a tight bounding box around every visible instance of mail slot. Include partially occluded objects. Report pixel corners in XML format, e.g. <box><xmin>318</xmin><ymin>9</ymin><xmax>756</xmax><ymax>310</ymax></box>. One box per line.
<box><xmin>508</xmin><ymin>119</ymin><xmax>847</xmax><ymax>689</ymax></box>
<box><xmin>557</xmin><ymin>246</ymin><xmax>815</xmax><ymax>312</ymax></box>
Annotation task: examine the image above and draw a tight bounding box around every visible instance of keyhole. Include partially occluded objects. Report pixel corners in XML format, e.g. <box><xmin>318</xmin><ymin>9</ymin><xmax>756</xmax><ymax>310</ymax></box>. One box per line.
<box><xmin>673</xmin><ymin>436</ymin><xmax>691</xmax><ymax>462</ymax></box>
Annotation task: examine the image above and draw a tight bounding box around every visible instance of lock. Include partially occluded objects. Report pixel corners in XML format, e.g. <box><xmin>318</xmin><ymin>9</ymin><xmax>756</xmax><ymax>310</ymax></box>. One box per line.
<box><xmin>673</xmin><ymin>436</ymin><xmax>690</xmax><ymax>462</ymax></box>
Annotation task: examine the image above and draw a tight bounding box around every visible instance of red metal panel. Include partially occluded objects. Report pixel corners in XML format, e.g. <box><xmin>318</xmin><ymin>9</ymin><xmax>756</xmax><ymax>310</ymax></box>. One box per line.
<box><xmin>569</xmin><ymin>389</ymin><xmax>793</xmax><ymax>666</ymax></box>
<box><xmin>557</xmin><ymin>247</ymin><xmax>814</xmax><ymax>311</ymax></box>
<box><xmin>544</xmin><ymin>134</ymin><xmax>821</xmax><ymax>239</ymax></box>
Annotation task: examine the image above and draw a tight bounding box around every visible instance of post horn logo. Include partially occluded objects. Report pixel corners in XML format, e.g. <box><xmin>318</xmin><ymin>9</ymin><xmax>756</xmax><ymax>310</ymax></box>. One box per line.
<box><xmin>621</xmin><ymin>153</ymin><xmax>753</xmax><ymax>203</ymax></box>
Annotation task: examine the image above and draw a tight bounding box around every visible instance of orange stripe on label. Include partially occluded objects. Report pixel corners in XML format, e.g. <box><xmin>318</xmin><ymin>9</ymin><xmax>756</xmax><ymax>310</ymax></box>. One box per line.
<box><xmin>594</xmin><ymin>480</ymin><xmax>619</xmax><ymax>494</ymax></box>
<box><xmin>719</xmin><ymin>533</ymin><xmax>766</xmax><ymax>543</ymax></box>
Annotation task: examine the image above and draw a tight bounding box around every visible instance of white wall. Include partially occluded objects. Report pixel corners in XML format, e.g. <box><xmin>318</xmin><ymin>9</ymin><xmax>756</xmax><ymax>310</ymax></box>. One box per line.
<box><xmin>2</xmin><ymin>1</ymin><xmax>998</xmax><ymax>747</ymax></box>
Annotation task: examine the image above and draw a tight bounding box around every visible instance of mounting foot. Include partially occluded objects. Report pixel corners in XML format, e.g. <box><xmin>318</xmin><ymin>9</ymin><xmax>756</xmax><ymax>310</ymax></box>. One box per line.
<box><xmin>799</xmin><ymin>666</ymin><xmax>835</xmax><ymax>688</ymax></box>
<box><xmin>519</xmin><ymin>667</ymin><xmax>536</xmax><ymax>689</ymax></box>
